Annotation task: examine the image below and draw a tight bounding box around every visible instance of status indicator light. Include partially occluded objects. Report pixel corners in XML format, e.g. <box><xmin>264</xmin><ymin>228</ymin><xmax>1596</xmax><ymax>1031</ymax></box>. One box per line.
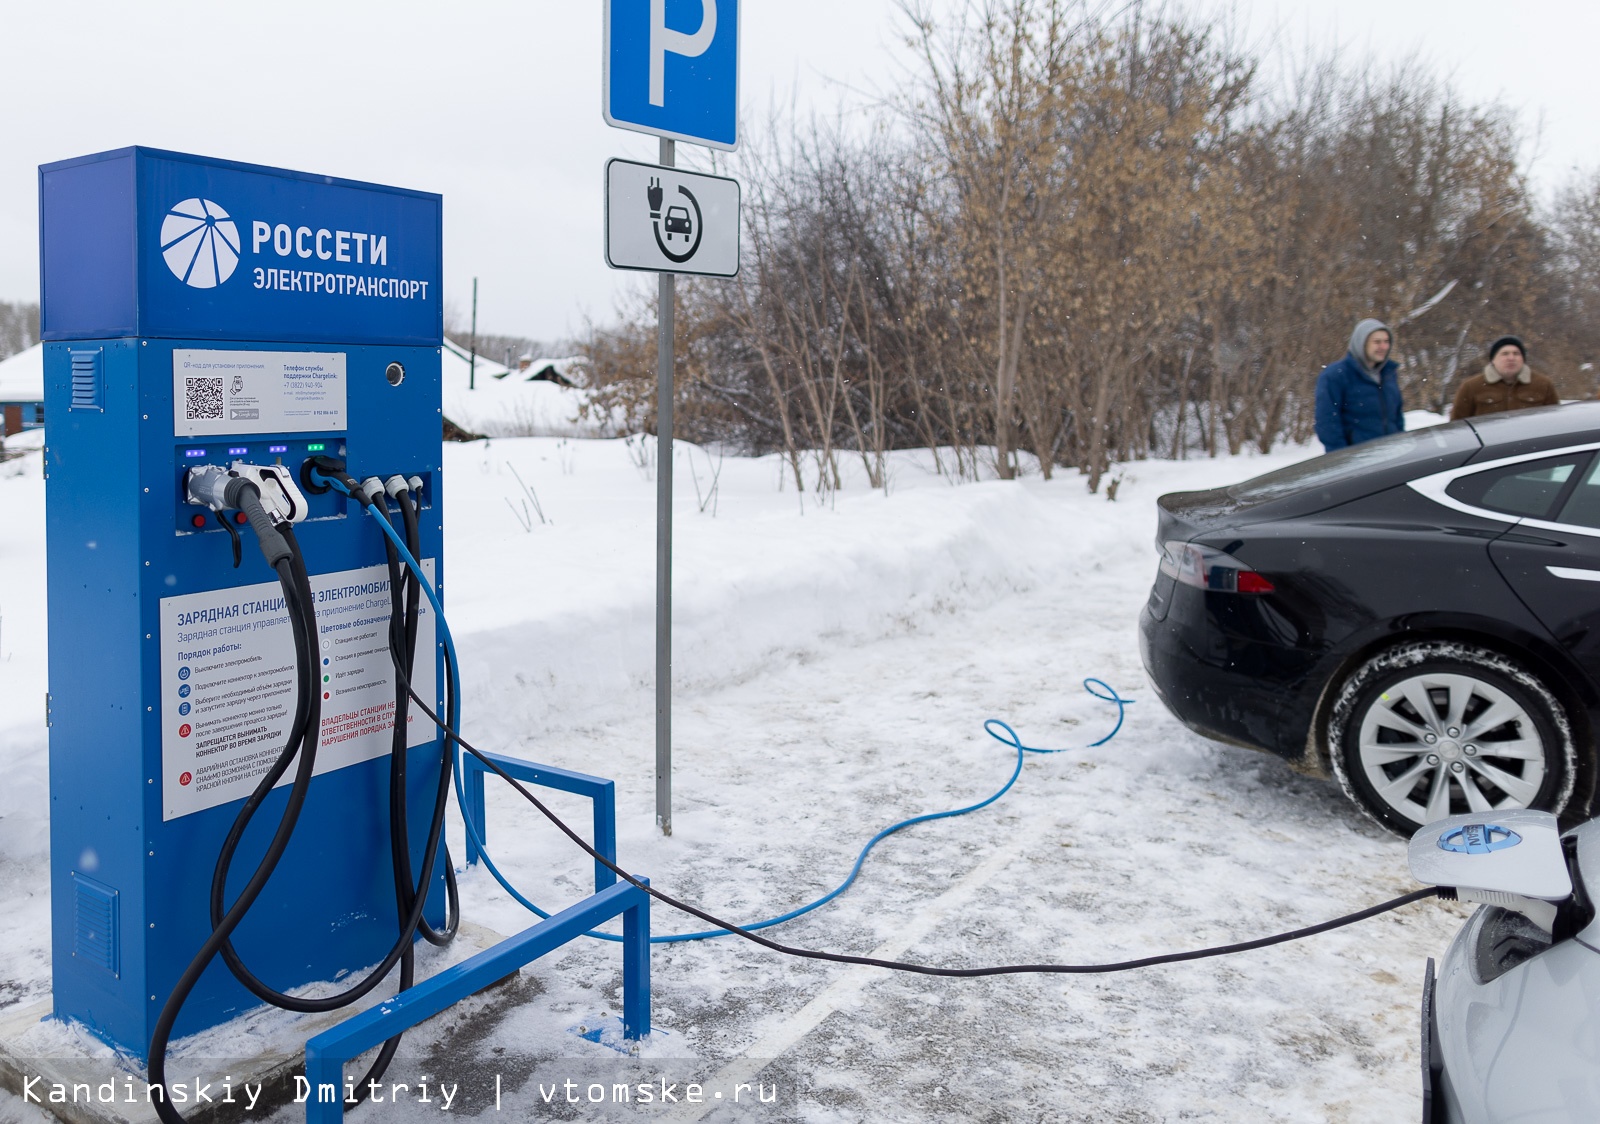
<box><xmin>227</xmin><ymin>446</ymin><xmax>248</xmax><ymax>456</ymax></box>
<box><xmin>307</xmin><ymin>443</ymin><xmax>326</xmax><ymax>452</ymax></box>
<box><xmin>268</xmin><ymin>444</ymin><xmax>288</xmax><ymax>453</ymax></box>
<box><xmin>184</xmin><ymin>449</ymin><xmax>207</xmax><ymax>459</ymax></box>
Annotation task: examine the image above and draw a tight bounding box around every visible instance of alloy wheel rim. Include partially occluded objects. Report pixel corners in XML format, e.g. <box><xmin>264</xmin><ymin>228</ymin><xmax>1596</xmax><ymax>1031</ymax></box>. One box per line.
<box><xmin>1357</xmin><ymin>671</ymin><xmax>1547</xmax><ymax>826</ymax></box>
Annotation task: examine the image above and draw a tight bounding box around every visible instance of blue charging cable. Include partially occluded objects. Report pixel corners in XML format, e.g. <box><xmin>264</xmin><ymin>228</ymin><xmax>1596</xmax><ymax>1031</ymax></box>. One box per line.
<box><xmin>325</xmin><ymin>472</ymin><xmax>1134</xmax><ymax>944</ymax></box>
<box><xmin>635</xmin><ymin>683</ymin><xmax>1133</xmax><ymax>943</ymax></box>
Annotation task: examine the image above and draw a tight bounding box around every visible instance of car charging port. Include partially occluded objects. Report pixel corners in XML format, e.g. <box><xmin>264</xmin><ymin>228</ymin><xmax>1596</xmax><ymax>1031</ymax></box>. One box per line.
<box><xmin>1553</xmin><ymin>834</ymin><xmax>1596</xmax><ymax>942</ymax></box>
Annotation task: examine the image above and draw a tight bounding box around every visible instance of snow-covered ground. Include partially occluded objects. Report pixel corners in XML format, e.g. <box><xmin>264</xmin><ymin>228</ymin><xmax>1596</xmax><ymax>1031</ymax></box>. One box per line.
<box><xmin>0</xmin><ymin>434</ymin><xmax>1469</xmax><ymax>1123</ymax></box>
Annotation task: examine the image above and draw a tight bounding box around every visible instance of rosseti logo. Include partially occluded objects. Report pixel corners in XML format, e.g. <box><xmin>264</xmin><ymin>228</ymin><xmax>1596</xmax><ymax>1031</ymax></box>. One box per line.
<box><xmin>160</xmin><ymin>199</ymin><xmax>241</xmax><ymax>288</ymax></box>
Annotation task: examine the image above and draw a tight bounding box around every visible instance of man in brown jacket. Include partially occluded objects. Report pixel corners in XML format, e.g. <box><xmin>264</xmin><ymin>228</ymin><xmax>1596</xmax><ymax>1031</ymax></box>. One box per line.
<box><xmin>1450</xmin><ymin>335</ymin><xmax>1559</xmax><ymax>419</ymax></box>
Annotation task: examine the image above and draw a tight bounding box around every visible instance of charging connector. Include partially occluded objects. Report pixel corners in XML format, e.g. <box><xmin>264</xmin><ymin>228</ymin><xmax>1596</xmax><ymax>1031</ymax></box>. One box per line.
<box><xmin>302</xmin><ymin>454</ymin><xmax>357</xmax><ymax>498</ymax></box>
<box><xmin>1409</xmin><ymin>810</ymin><xmax>1575</xmax><ymax>934</ymax></box>
<box><xmin>183</xmin><ymin>465</ymin><xmax>300</xmax><ymax>568</ymax></box>
<box><xmin>186</xmin><ymin>462</ymin><xmax>308</xmax><ymax>523</ymax></box>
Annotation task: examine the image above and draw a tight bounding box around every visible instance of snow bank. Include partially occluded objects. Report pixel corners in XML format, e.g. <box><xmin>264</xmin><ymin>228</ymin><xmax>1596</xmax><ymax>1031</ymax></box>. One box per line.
<box><xmin>447</xmin><ymin>445</ymin><xmax>1166</xmax><ymax>742</ymax></box>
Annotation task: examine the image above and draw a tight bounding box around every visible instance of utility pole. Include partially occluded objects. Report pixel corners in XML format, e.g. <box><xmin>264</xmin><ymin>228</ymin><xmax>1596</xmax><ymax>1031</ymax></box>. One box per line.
<box><xmin>469</xmin><ymin>277</ymin><xmax>478</xmax><ymax>391</ymax></box>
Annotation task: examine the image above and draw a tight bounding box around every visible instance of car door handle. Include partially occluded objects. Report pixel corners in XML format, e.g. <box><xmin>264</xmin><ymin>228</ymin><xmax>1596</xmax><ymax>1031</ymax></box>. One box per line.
<box><xmin>1546</xmin><ymin>566</ymin><xmax>1600</xmax><ymax>581</ymax></box>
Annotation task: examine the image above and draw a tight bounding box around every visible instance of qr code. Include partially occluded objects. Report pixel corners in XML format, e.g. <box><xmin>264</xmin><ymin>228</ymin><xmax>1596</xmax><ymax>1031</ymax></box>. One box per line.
<box><xmin>185</xmin><ymin>377</ymin><xmax>224</xmax><ymax>420</ymax></box>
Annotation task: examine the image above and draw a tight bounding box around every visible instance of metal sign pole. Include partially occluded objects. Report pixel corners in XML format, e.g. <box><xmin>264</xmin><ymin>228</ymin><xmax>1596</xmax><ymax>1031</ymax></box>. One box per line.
<box><xmin>605</xmin><ymin>0</ymin><xmax>739</xmax><ymax>832</ymax></box>
<box><xmin>655</xmin><ymin>137</ymin><xmax>676</xmax><ymax>837</ymax></box>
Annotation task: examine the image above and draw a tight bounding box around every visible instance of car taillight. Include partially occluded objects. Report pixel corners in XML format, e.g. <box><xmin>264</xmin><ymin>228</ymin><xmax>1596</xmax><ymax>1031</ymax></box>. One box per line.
<box><xmin>1159</xmin><ymin>541</ymin><xmax>1276</xmax><ymax>594</ymax></box>
<box><xmin>1236</xmin><ymin>571</ymin><xmax>1276</xmax><ymax>594</ymax></box>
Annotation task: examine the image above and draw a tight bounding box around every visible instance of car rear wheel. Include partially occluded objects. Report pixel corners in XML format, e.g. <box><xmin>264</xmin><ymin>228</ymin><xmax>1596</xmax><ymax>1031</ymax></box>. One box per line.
<box><xmin>1329</xmin><ymin>641</ymin><xmax>1577</xmax><ymax>837</ymax></box>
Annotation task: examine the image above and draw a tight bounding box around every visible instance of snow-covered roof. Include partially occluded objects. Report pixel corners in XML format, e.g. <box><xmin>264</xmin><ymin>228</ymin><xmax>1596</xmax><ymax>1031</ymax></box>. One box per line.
<box><xmin>0</xmin><ymin>343</ymin><xmax>43</xmax><ymax>403</ymax></box>
<box><xmin>437</xmin><ymin>334</ymin><xmax>611</xmax><ymax>437</ymax></box>
<box><xmin>442</xmin><ymin>337</ymin><xmax>512</xmax><ymax>382</ymax></box>
<box><xmin>442</xmin><ymin>344</ymin><xmax>610</xmax><ymax>438</ymax></box>
<box><xmin>522</xmin><ymin>356</ymin><xmax>590</xmax><ymax>387</ymax></box>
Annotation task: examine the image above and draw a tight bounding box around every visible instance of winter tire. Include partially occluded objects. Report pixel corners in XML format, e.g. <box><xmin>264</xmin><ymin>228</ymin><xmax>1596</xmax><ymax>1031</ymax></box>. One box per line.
<box><xmin>1328</xmin><ymin>641</ymin><xmax>1577</xmax><ymax>837</ymax></box>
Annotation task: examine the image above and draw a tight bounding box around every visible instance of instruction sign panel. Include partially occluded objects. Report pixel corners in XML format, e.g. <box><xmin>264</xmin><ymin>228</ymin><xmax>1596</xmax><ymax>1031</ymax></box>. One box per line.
<box><xmin>159</xmin><ymin>561</ymin><xmax>436</xmax><ymax>821</ymax></box>
<box><xmin>172</xmin><ymin>349</ymin><xmax>347</xmax><ymax>437</ymax></box>
<box><xmin>605</xmin><ymin>158</ymin><xmax>740</xmax><ymax>277</ymax></box>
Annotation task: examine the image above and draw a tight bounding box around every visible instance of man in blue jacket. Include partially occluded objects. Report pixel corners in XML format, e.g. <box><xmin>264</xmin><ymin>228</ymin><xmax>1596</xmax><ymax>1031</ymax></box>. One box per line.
<box><xmin>1314</xmin><ymin>318</ymin><xmax>1405</xmax><ymax>451</ymax></box>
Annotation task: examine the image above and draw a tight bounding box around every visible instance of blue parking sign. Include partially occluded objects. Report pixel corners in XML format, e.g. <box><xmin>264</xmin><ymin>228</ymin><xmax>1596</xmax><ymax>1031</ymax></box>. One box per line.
<box><xmin>604</xmin><ymin>0</ymin><xmax>740</xmax><ymax>151</ymax></box>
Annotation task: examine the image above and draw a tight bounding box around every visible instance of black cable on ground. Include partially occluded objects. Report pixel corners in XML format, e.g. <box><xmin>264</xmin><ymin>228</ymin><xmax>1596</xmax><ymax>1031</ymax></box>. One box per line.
<box><xmin>383</xmin><ymin>630</ymin><xmax>1443</xmax><ymax>980</ymax></box>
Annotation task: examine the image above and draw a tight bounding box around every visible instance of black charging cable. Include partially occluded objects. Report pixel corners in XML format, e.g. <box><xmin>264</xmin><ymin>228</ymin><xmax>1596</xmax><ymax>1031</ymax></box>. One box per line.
<box><xmin>150</xmin><ymin>480</ymin><xmax>459</xmax><ymax>1121</ymax></box>
<box><xmin>148</xmin><ymin>488</ymin><xmax>323</xmax><ymax>1124</ymax></box>
<box><xmin>379</xmin><ymin>480</ymin><xmax>459</xmax><ymax>947</ymax></box>
<box><xmin>202</xmin><ymin>513</ymin><xmax>453</xmax><ymax>1015</ymax></box>
<box><xmin>373</xmin><ymin>616</ymin><xmax>1443</xmax><ymax>979</ymax></box>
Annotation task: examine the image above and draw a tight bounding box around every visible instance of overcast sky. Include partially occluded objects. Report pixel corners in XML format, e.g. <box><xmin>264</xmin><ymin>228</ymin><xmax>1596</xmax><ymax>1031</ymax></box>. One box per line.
<box><xmin>1</xmin><ymin>0</ymin><xmax>1595</xmax><ymax>344</ymax></box>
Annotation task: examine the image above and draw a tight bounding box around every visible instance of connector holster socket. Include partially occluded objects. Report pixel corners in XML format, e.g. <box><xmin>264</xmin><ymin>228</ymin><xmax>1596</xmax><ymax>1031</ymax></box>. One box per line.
<box><xmin>302</xmin><ymin>454</ymin><xmax>348</xmax><ymax>496</ymax></box>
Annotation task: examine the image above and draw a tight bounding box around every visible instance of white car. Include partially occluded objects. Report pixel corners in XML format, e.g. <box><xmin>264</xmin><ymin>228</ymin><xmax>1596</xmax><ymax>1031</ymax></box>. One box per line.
<box><xmin>1411</xmin><ymin>811</ymin><xmax>1600</xmax><ymax>1121</ymax></box>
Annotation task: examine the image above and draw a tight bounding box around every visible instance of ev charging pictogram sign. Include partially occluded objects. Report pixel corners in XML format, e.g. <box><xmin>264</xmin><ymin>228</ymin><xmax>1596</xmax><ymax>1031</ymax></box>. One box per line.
<box><xmin>605</xmin><ymin>158</ymin><xmax>740</xmax><ymax>276</ymax></box>
<box><xmin>604</xmin><ymin>0</ymin><xmax>740</xmax><ymax>150</ymax></box>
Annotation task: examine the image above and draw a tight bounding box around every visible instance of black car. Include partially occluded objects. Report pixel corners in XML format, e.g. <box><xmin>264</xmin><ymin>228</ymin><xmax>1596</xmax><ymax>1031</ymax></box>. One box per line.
<box><xmin>1140</xmin><ymin>403</ymin><xmax>1600</xmax><ymax>836</ymax></box>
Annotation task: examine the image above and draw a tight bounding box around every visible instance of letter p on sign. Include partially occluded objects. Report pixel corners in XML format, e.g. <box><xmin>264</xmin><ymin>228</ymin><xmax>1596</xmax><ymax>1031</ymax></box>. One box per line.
<box><xmin>651</xmin><ymin>0</ymin><xmax>716</xmax><ymax>106</ymax></box>
<box><xmin>604</xmin><ymin>0</ymin><xmax>739</xmax><ymax>150</ymax></box>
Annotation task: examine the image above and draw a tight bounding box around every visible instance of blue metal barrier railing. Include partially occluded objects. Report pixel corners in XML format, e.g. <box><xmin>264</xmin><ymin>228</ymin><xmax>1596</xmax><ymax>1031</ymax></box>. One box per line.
<box><xmin>462</xmin><ymin>751</ymin><xmax>617</xmax><ymax>892</ymax></box>
<box><xmin>301</xmin><ymin>755</ymin><xmax>647</xmax><ymax>1124</ymax></box>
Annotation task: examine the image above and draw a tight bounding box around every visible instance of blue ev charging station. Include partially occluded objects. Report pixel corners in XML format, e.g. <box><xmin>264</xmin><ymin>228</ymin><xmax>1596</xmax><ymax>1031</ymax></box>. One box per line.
<box><xmin>39</xmin><ymin>150</ymin><xmax>650</xmax><ymax>1105</ymax></box>
<box><xmin>41</xmin><ymin>147</ymin><xmax>449</xmax><ymax>1052</ymax></box>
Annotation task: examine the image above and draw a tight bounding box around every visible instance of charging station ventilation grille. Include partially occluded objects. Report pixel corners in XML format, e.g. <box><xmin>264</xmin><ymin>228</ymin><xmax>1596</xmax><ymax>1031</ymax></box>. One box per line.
<box><xmin>68</xmin><ymin>348</ymin><xmax>103</xmax><ymax>411</ymax></box>
<box><xmin>72</xmin><ymin>873</ymin><xmax>119</xmax><ymax>976</ymax></box>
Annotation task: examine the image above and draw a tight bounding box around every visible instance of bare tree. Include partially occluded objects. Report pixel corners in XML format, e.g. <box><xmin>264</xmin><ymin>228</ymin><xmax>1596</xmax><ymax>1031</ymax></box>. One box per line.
<box><xmin>579</xmin><ymin>2</ymin><xmax>1585</xmax><ymax>489</ymax></box>
<box><xmin>0</xmin><ymin>302</ymin><xmax>39</xmax><ymax>361</ymax></box>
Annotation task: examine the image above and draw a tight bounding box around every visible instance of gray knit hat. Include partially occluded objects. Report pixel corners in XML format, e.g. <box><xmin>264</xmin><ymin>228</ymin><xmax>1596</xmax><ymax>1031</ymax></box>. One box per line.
<box><xmin>1348</xmin><ymin>318</ymin><xmax>1392</xmax><ymax>373</ymax></box>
